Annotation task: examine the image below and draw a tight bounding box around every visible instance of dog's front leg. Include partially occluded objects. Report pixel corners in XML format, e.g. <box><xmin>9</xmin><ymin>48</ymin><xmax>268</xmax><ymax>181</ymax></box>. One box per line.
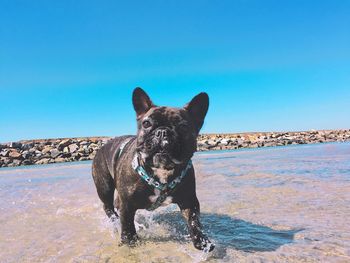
<box><xmin>179</xmin><ymin>198</ymin><xmax>215</xmax><ymax>252</ymax></box>
<box><xmin>119</xmin><ymin>202</ymin><xmax>138</xmax><ymax>245</ymax></box>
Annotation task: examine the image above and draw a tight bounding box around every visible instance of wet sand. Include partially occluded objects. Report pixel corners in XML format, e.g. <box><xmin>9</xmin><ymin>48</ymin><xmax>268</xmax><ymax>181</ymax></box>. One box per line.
<box><xmin>1</xmin><ymin>143</ymin><xmax>350</xmax><ymax>262</ymax></box>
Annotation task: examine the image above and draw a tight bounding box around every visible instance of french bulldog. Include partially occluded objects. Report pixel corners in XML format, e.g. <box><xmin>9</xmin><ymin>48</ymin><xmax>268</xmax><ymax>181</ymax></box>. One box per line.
<box><xmin>92</xmin><ymin>87</ymin><xmax>214</xmax><ymax>252</ymax></box>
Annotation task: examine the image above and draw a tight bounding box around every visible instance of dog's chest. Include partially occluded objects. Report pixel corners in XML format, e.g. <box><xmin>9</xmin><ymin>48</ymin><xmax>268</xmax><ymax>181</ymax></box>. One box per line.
<box><xmin>148</xmin><ymin>189</ymin><xmax>173</xmax><ymax>206</ymax></box>
<box><xmin>147</xmin><ymin>167</ymin><xmax>175</xmax><ymax>206</ymax></box>
<box><xmin>151</xmin><ymin>167</ymin><xmax>174</xmax><ymax>184</ymax></box>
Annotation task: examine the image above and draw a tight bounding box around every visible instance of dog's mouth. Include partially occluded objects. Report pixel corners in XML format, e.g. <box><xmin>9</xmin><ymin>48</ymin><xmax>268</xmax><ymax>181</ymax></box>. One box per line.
<box><xmin>155</xmin><ymin>149</ymin><xmax>183</xmax><ymax>164</ymax></box>
<box><xmin>152</xmin><ymin>151</ymin><xmax>184</xmax><ymax>169</ymax></box>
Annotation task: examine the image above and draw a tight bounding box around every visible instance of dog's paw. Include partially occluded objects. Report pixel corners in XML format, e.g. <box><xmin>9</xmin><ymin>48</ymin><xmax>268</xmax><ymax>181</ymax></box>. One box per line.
<box><xmin>194</xmin><ymin>238</ymin><xmax>215</xmax><ymax>252</ymax></box>
<box><xmin>120</xmin><ymin>234</ymin><xmax>139</xmax><ymax>247</ymax></box>
<box><xmin>203</xmin><ymin>241</ymin><xmax>215</xmax><ymax>253</ymax></box>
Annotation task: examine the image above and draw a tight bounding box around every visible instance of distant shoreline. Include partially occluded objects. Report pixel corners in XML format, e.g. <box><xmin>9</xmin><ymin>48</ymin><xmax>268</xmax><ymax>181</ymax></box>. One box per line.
<box><xmin>1</xmin><ymin>129</ymin><xmax>349</xmax><ymax>168</ymax></box>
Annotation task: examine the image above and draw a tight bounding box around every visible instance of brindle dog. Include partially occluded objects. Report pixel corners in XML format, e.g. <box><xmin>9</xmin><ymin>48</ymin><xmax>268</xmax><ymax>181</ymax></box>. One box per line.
<box><xmin>92</xmin><ymin>87</ymin><xmax>214</xmax><ymax>251</ymax></box>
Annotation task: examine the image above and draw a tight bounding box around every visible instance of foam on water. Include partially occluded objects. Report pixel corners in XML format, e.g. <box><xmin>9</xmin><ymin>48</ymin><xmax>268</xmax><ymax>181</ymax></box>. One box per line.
<box><xmin>1</xmin><ymin>142</ymin><xmax>350</xmax><ymax>262</ymax></box>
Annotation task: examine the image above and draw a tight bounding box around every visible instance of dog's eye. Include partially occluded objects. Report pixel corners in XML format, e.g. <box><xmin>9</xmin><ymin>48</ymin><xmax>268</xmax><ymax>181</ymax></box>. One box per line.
<box><xmin>142</xmin><ymin>120</ymin><xmax>152</xmax><ymax>129</ymax></box>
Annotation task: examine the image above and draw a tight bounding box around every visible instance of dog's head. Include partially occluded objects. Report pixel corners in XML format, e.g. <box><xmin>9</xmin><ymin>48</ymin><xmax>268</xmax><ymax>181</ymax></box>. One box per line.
<box><xmin>132</xmin><ymin>87</ymin><xmax>209</xmax><ymax>170</ymax></box>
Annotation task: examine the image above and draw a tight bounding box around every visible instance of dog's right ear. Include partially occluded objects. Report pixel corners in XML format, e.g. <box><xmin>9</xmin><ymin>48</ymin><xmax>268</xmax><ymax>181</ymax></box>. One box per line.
<box><xmin>132</xmin><ymin>87</ymin><xmax>154</xmax><ymax>119</ymax></box>
<box><xmin>184</xmin><ymin>92</ymin><xmax>209</xmax><ymax>133</ymax></box>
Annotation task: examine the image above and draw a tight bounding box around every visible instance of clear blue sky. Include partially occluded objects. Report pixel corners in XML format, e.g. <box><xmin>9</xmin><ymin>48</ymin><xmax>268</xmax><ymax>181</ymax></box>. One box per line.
<box><xmin>1</xmin><ymin>0</ymin><xmax>349</xmax><ymax>142</ymax></box>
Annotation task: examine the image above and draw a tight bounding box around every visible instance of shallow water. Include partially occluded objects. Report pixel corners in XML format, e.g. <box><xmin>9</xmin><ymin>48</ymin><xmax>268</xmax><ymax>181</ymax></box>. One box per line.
<box><xmin>1</xmin><ymin>143</ymin><xmax>350</xmax><ymax>262</ymax></box>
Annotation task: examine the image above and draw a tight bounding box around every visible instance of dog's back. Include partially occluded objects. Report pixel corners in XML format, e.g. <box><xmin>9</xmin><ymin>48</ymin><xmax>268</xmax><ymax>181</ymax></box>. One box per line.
<box><xmin>91</xmin><ymin>135</ymin><xmax>135</xmax><ymax>217</ymax></box>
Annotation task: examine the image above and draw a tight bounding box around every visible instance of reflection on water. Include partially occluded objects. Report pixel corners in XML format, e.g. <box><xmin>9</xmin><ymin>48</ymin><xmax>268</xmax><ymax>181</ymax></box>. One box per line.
<box><xmin>1</xmin><ymin>142</ymin><xmax>350</xmax><ymax>262</ymax></box>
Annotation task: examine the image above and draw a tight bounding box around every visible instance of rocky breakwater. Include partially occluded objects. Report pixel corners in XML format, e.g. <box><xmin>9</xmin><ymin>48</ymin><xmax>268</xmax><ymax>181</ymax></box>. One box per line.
<box><xmin>0</xmin><ymin>137</ymin><xmax>109</xmax><ymax>168</ymax></box>
<box><xmin>1</xmin><ymin>130</ymin><xmax>349</xmax><ymax>168</ymax></box>
<box><xmin>197</xmin><ymin>129</ymin><xmax>350</xmax><ymax>151</ymax></box>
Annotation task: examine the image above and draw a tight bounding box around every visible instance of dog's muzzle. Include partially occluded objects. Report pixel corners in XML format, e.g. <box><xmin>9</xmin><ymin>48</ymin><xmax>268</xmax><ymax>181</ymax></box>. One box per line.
<box><xmin>154</xmin><ymin>127</ymin><xmax>172</xmax><ymax>149</ymax></box>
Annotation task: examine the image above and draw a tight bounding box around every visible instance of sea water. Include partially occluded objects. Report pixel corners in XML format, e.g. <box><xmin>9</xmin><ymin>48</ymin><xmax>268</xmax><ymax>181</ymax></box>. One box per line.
<box><xmin>0</xmin><ymin>142</ymin><xmax>349</xmax><ymax>262</ymax></box>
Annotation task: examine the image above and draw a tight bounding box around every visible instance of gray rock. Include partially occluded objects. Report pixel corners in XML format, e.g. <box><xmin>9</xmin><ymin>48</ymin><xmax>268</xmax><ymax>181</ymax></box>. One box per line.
<box><xmin>89</xmin><ymin>143</ymin><xmax>99</xmax><ymax>149</ymax></box>
<box><xmin>68</xmin><ymin>144</ymin><xmax>79</xmax><ymax>153</ymax></box>
<box><xmin>78</xmin><ymin>146</ymin><xmax>85</xmax><ymax>153</ymax></box>
<box><xmin>50</xmin><ymin>149</ymin><xmax>61</xmax><ymax>158</ymax></box>
<box><xmin>73</xmin><ymin>153</ymin><xmax>82</xmax><ymax>160</ymax></box>
<box><xmin>42</xmin><ymin>146</ymin><xmax>52</xmax><ymax>154</ymax></box>
<box><xmin>0</xmin><ymin>149</ymin><xmax>10</xmax><ymax>157</ymax></box>
<box><xmin>63</xmin><ymin>146</ymin><xmax>69</xmax><ymax>153</ymax></box>
<box><xmin>263</xmin><ymin>142</ymin><xmax>275</xmax><ymax>147</ymax></box>
<box><xmin>232</xmin><ymin>138</ymin><xmax>244</xmax><ymax>146</ymax></box>
<box><xmin>22</xmin><ymin>151</ymin><xmax>31</xmax><ymax>159</ymax></box>
<box><xmin>207</xmin><ymin>139</ymin><xmax>216</xmax><ymax>145</ymax></box>
<box><xmin>61</xmin><ymin>152</ymin><xmax>71</xmax><ymax>158</ymax></box>
<box><xmin>22</xmin><ymin>159</ymin><xmax>33</xmax><ymax>165</ymax></box>
<box><xmin>58</xmin><ymin>139</ymin><xmax>72</xmax><ymax>150</ymax></box>
<box><xmin>219</xmin><ymin>139</ymin><xmax>231</xmax><ymax>146</ymax></box>
<box><xmin>35</xmin><ymin>158</ymin><xmax>50</xmax><ymax>165</ymax></box>
<box><xmin>22</xmin><ymin>143</ymin><xmax>34</xmax><ymax>150</ymax></box>
<box><xmin>1</xmin><ymin>157</ymin><xmax>11</xmax><ymax>165</ymax></box>
<box><xmin>29</xmin><ymin>148</ymin><xmax>36</xmax><ymax>153</ymax></box>
<box><xmin>12</xmin><ymin>159</ymin><xmax>22</xmax><ymax>166</ymax></box>
<box><xmin>10</xmin><ymin>142</ymin><xmax>22</xmax><ymax>149</ymax></box>
<box><xmin>249</xmin><ymin>142</ymin><xmax>258</xmax><ymax>148</ymax></box>
<box><xmin>9</xmin><ymin>150</ymin><xmax>22</xmax><ymax>159</ymax></box>
<box><xmin>54</xmin><ymin>157</ymin><xmax>65</xmax><ymax>163</ymax></box>
<box><xmin>82</xmin><ymin>145</ymin><xmax>89</xmax><ymax>154</ymax></box>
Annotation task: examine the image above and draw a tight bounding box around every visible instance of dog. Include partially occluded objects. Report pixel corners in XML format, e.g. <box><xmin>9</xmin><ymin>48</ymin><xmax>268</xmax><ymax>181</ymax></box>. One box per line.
<box><xmin>92</xmin><ymin>87</ymin><xmax>214</xmax><ymax>252</ymax></box>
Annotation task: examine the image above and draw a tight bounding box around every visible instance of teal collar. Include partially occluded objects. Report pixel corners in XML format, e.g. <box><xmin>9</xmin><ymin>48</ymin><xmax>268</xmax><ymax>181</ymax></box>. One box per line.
<box><xmin>131</xmin><ymin>153</ymin><xmax>192</xmax><ymax>210</ymax></box>
<box><xmin>132</xmin><ymin>153</ymin><xmax>192</xmax><ymax>191</ymax></box>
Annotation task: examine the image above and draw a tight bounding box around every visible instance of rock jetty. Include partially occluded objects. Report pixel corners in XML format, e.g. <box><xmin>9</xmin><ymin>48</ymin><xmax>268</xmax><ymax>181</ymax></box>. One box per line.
<box><xmin>0</xmin><ymin>137</ymin><xmax>109</xmax><ymax>168</ymax></box>
<box><xmin>1</xmin><ymin>130</ymin><xmax>349</xmax><ymax>168</ymax></box>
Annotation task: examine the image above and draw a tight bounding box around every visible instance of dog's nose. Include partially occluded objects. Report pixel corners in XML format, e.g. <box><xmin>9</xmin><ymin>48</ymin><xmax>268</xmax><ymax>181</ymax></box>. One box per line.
<box><xmin>155</xmin><ymin>128</ymin><xmax>168</xmax><ymax>140</ymax></box>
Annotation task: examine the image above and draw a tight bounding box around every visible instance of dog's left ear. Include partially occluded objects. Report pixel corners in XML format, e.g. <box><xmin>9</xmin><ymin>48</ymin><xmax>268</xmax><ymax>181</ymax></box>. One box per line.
<box><xmin>184</xmin><ymin>92</ymin><xmax>209</xmax><ymax>132</ymax></box>
<box><xmin>132</xmin><ymin>87</ymin><xmax>154</xmax><ymax>119</ymax></box>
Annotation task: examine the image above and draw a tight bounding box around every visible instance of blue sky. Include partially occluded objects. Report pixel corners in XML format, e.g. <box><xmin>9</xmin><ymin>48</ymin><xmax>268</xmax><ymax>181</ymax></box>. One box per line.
<box><xmin>1</xmin><ymin>0</ymin><xmax>349</xmax><ymax>142</ymax></box>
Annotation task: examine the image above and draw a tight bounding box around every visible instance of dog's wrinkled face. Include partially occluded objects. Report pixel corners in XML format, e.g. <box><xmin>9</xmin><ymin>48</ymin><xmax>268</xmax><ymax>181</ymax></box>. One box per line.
<box><xmin>132</xmin><ymin>88</ymin><xmax>209</xmax><ymax>170</ymax></box>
